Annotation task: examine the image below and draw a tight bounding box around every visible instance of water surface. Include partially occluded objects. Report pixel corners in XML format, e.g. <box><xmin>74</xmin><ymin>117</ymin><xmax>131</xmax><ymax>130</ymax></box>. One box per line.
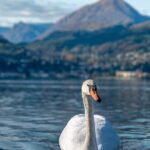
<box><xmin>0</xmin><ymin>79</ymin><xmax>149</xmax><ymax>150</ymax></box>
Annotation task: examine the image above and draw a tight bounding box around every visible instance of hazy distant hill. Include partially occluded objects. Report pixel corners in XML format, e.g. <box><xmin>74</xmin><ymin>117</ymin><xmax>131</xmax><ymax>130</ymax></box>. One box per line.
<box><xmin>2</xmin><ymin>22</ymin><xmax>52</xmax><ymax>44</ymax></box>
<box><xmin>28</xmin><ymin>24</ymin><xmax>150</xmax><ymax>74</ymax></box>
<box><xmin>0</xmin><ymin>27</ymin><xmax>10</xmax><ymax>34</ymax></box>
<box><xmin>40</xmin><ymin>0</ymin><xmax>149</xmax><ymax>39</ymax></box>
<box><xmin>0</xmin><ymin>35</ymin><xmax>79</xmax><ymax>79</ymax></box>
<box><xmin>0</xmin><ymin>36</ymin><xmax>27</xmax><ymax>78</ymax></box>
<box><xmin>131</xmin><ymin>20</ymin><xmax>150</xmax><ymax>29</ymax></box>
<box><xmin>0</xmin><ymin>35</ymin><xmax>31</xmax><ymax>62</ymax></box>
<box><xmin>0</xmin><ymin>24</ymin><xmax>150</xmax><ymax>79</ymax></box>
<box><xmin>0</xmin><ymin>35</ymin><xmax>8</xmax><ymax>43</ymax></box>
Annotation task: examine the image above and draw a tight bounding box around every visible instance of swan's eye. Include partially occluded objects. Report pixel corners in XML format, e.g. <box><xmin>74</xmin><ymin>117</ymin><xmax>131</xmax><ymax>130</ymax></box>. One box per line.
<box><xmin>87</xmin><ymin>85</ymin><xmax>97</xmax><ymax>92</ymax></box>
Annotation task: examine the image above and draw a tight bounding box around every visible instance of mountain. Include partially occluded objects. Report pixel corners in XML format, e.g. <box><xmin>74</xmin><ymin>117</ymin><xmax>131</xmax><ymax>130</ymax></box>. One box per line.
<box><xmin>0</xmin><ymin>35</ymin><xmax>37</xmax><ymax>79</ymax></box>
<box><xmin>0</xmin><ymin>35</ymin><xmax>79</xmax><ymax>79</ymax></box>
<box><xmin>0</xmin><ymin>24</ymin><xmax>150</xmax><ymax>79</ymax></box>
<box><xmin>0</xmin><ymin>35</ymin><xmax>31</xmax><ymax>63</ymax></box>
<box><xmin>40</xmin><ymin>0</ymin><xmax>149</xmax><ymax>39</ymax></box>
<box><xmin>2</xmin><ymin>22</ymin><xmax>52</xmax><ymax>44</ymax></box>
<box><xmin>131</xmin><ymin>20</ymin><xmax>150</xmax><ymax>29</ymax></box>
<box><xmin>0</xmin><ymin>0</ymin><xmax>150</xmax><ymax>79</ymax></box>
<box><xmin>0</xmin><ymin>35</ymin><xmax>8</xmax><ymax>43</ymax></box>
<box><xmin>0</xmin><ymin>27</ymin><xmax>10</xmax><ymax>34</ymax></box>
<box><xmin>28</xmin><ymin>24</ymin><xmax>150</xmax><ymax>75</ymax></box>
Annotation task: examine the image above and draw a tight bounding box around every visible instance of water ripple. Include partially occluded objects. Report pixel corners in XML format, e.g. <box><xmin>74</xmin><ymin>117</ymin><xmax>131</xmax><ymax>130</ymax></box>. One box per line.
<box><xmin>0</xmin><ymin>79</ymin><xmax>149</xmax><ymax>150</ymax></box>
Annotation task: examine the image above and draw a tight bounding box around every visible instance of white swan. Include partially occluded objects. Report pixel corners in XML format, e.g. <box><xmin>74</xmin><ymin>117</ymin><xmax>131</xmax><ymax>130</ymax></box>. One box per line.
<box><xmin>59</xmin><ymin>79</ymin><xmax>119</xmax><ymax>150</ymax></box>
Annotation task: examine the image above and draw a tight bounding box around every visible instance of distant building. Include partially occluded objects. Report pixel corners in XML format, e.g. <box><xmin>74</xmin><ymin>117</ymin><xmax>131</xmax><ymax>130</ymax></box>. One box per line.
<box><xmin>116</xmin><ymin>71</ymin><xmax>148</xmax><ymax>79</ymax></box>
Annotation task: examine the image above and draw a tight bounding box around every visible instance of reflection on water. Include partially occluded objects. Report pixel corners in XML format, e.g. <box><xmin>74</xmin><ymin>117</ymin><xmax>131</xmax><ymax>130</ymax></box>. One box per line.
<box><xmin>0</xmin><ymin>79</ymin><xmax>149</xmax><ymax>150</ymax></box>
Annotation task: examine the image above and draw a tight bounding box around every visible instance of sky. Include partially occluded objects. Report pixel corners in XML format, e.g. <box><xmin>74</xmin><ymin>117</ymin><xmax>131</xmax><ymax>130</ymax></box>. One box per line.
<box><xmin>0</xmin><ymin>0</ymin><xmax>149</xmax><ymax>27</ymax></box>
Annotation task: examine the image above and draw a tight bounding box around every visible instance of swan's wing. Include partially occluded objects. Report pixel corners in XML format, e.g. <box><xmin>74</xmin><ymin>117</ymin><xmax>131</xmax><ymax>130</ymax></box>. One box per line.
<box><xmin>94</xmin><ymin>115</ymin><xmax>120</xmax><ymax>150</ymax></box>
<box><xmin>59</xmin><ymin>115</ymin><xmax>119</xmax><ymax>150</ymax></box>
<box><xmin>59</xmin><ymin>114</ymin><xmax>86</xmax><ymax>150</ymax></box>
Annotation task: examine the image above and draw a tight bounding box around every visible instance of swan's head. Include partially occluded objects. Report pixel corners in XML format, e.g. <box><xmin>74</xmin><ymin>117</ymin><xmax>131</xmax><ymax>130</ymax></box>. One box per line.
<box><xmin>82</xmin><ymin>79</ymin><xmax>101</xmax><ymax>103</ymax></box>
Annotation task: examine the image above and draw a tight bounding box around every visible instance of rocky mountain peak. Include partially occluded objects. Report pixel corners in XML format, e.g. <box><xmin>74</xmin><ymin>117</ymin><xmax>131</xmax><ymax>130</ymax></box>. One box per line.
<box><xmin>40</xmin><ymin>0</ymin><xmax>149</xmax><ymax>39</ymax></box>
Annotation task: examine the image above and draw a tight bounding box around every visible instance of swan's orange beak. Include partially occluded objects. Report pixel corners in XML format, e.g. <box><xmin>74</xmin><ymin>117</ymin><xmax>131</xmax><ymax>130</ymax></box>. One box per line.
<box><xmin>90</xmin><ymin>89</ymin><xmax>101</xmax><ymax>103</ymax></box>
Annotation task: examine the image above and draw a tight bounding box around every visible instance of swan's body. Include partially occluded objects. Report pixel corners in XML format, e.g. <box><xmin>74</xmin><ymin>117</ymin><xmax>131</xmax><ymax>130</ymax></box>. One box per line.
<box><xmin>59</xmin><ymin>115</ymin><xmax>119</xmax><ymax>150</ymax></box>
<box><xmin>59</xmin><ymin>80</ymin><xmax>119</xmax><ymax>150</ymax></box>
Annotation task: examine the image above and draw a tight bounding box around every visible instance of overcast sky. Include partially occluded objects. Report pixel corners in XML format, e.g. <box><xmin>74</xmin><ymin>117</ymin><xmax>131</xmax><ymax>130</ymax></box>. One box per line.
<box><xmin>0</xmin><ymin>0</ymin><xmax>149</xmax><ymax>27</ymax></box>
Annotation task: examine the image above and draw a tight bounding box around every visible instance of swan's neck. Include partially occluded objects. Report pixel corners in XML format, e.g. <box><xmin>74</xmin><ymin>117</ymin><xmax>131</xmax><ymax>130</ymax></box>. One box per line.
<box><xmin>82</xmin><ymin>93</ymin><xmax>98</xmax><ymax>150</ymax></box>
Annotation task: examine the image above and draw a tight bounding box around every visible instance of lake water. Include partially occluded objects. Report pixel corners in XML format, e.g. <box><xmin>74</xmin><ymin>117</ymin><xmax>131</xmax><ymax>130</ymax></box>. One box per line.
<box><xmin>0</xmin><ymin>79</ymin><xmax>149</xmax><ymax>150</ymax></box>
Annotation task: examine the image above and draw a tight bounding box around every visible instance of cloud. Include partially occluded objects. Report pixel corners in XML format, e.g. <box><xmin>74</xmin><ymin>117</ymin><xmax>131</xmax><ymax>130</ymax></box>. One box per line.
<box><xmin>0</xmin><ymin>0</ymin><xmax>149</xmax><ymax>27</ymax></box>
<box><xmin>0</xmin><ymin>0</ymin><xmax>98</xmax><ymax>26</ymax></box>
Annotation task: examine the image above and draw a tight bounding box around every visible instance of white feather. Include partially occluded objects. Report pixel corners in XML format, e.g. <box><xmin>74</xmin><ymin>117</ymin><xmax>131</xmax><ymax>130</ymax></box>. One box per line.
<box><xmin>59</xmin><ymin>114</ymin><xmax>119</xmax><ymax>150</ymax></box>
